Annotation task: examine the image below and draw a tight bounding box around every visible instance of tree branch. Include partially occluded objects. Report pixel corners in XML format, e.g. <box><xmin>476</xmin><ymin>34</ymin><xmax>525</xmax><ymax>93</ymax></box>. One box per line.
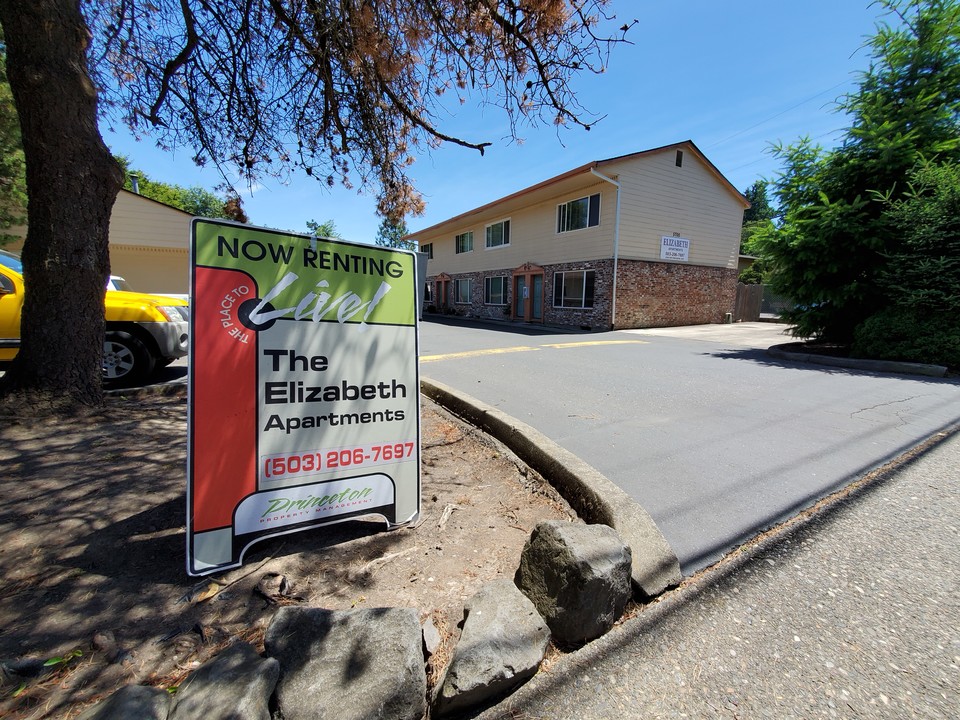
<box><xmin>143</xmin><ymin>0</ymin><xmax>199</xmax><ymax>127</ymax></box>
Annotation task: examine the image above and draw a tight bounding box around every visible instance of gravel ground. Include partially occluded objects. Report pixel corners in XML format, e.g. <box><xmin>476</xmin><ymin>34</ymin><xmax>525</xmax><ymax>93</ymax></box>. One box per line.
<box><xmin>476</xmin><ymin>427</ymin><xmax>960</xmax><ymax>720</ymax></box>
<box><xmin>0</xmin><ymin>391</ymin><xmax>575</xmax><ymax>719</ymax></box>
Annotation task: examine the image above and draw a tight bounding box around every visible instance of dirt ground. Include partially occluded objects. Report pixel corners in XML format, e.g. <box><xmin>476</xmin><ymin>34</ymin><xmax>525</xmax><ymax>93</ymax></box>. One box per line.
<box><xmin>0</xmin><ymin>390</ymin><xmax>576</xmax><ymax>719</ymax></box>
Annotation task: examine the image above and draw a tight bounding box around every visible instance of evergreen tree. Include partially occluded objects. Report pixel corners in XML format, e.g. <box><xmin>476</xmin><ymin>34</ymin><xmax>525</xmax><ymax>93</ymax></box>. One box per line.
<box><xmin>881</xmin><ymin>160</ymin><xmax>960</xmax><ymax>313</ymax></box>
<box><xmin>754</xmin><ymin>0</ymin><xmax>960</xmax><ymax>342</ymax></box>
<box><xmin>305</xmin><ymin>219</ymin><xmax>342</xmax><ymax>239</ymax></box>
<box><xmin>738</xmin><ymin>180</ymin><xmax>775</xmax><ymax>283</ymax></box>
<box><xmin>375</xmin><ymin>218</ymin><xmax>413</xmax><ymax>250</ymax></box>
<box><xmin>741</xmin><ymin>180</ymin><xmax>775</xmax><ymax>226</ymax></box>
<box><xmin>852</xmin><ymin>159</ymin><xmax>960</xmax><ymax>367</ymax></box>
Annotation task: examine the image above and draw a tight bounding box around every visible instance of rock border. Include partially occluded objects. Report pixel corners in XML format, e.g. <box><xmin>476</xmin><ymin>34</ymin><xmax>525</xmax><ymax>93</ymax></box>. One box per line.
<box><xmin>78</xmin><ymin>520</ymin><xmax>640</xmax><ymax>720</ymax></box>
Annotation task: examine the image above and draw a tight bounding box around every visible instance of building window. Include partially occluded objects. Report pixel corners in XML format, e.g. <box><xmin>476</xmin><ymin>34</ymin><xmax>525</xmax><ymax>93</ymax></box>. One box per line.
<box><xmin>484</xmin><ymin>276</ymin><xmax>508</xmax><ymax>305</ymax></box>
<box><xmin>454</xmin><ymin>278</ymin><xmax>472</xmax><ymax>304</ymax></box>
<box><xmin>553</xmin><ymin>270</ymin><xmax>595</xmax><ymax>309</ymax></box>
<box><xmin>455</xmin><ymin>231</ymin><xmax>473</xmax><ymax>254</ymax></box>
<box><xmin>485</xmin><ymin>219</ymin><xmax>510</xmax><ymax>248</ymax></box>
<box><xmin>420</xmin><ymin>243</ymin><xmax>433</xmax><ymax>259</ymax></box>
<box><xmin>557</xmin><ymin>193</ymin><xmax>601</xmax><ymax>233</ymax></box>
<box><xmin>424</xmin><ymin>282</ymin><xmax>433</xmax><ymax>302</ymax></box>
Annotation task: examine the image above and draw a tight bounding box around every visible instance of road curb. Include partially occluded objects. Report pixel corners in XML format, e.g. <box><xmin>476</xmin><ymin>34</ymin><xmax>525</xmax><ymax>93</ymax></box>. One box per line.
<box><xmin>767</xmin><ymin>344</ymin><xmax>949</xmax><ymax>377</ymax></box>
<box><xmin>473</xmin><ymin>422</ymin><xmax>960</xmax><ymax>719</ymax></box>
<box><xmin>420</xmin><ymin>376</ymin><xmax>682</xmax><ymax>599</ymax></box>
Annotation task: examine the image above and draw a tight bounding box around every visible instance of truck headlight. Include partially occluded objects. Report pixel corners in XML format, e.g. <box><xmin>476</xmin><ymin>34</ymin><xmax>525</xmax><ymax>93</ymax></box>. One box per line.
<box><xmin>158</xmin><ymin>306</ymin><xmax>189</xmax><ymax>322</ymax></box>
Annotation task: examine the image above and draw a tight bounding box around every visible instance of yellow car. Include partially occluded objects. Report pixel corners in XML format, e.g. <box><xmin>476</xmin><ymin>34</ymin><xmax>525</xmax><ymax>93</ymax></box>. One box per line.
<box><xmin>0</xmin><ymin>249</ymin><xmax>189</xmax><ymax>385</ymax></box>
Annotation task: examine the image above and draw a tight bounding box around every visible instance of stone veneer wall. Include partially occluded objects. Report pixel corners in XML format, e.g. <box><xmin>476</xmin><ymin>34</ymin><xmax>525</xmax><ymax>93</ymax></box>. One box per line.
<box><xmin>424</xmin><ymin>258</ymin><xmax>736</xmax><ymax>330</ymax></box>
<box><xmin>425</xmin><ymin>259</ymin><xmax>615</xmax><ymax>330</ymax></box>
<box><xmin>546</xmin><ymin>259</ymin><xmax>614</xmax><ymax>330</ymax></box>
<box><xmin>614</xmin><ymin>259</ymin><xmax>737</xmax><ymax>329</ymax></box>
<box><xmin>447</xmin><ymin>269</ymin><xmax>512</xmax><ymax>323</ymax></box>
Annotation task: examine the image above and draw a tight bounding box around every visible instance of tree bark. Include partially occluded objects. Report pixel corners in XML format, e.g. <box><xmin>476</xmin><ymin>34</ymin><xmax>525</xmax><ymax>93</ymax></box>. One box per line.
<box><xmin>0</xmin><ymin>0</ymin><xmax>123</xmax><ymax>412</ymax></box>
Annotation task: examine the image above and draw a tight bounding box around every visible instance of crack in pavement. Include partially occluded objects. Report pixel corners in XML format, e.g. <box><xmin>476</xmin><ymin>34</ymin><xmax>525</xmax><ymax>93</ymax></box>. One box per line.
<box><xmin>849</xmin><ymin>395</ymin><xmax>926</xmax><ymax>421</ymax></box>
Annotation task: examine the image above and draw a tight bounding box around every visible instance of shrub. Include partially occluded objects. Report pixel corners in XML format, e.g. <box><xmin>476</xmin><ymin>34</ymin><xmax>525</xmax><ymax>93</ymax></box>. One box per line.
<box><xmin>738</xmin><ymin>264</ymin><xmax>764</xmax><ymax>285</ymax></box>
<box><xmin>853</xmin><ymin>308</ymin><xmax>960</xmax><ymax>369</ymax></box>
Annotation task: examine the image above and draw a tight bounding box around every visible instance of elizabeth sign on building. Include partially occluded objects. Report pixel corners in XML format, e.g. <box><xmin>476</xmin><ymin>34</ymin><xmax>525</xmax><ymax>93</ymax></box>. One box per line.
<box><xmin>187</xmin><ymin>219</ymin><xmax>420</xmax><ymax>576</ymax></box>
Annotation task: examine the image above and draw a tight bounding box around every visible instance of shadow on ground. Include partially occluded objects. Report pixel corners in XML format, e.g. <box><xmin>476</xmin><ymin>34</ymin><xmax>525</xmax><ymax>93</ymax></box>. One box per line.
<box><xmin>704</xmin><ymin>347</ymin><xmax>959</xmax><ymax>385</ymax></box>
<box><xmin>0</xmin><ymin>393</ymin><xmax>573</xmax><ymax>719</ymax></box>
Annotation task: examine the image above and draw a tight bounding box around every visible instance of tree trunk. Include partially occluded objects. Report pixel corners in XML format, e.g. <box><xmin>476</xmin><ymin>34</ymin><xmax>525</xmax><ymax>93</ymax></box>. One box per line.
<box><xmin>0</xmin><ymin>0</ymin><xmax>123</xmax><ymax>413</ymax></box>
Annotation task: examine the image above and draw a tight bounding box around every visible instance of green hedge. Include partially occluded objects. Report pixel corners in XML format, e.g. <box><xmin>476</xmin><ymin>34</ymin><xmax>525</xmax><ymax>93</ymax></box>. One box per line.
<box><xmin>853</xmin><ymin>309</ymin><xmax>960</xmax><ymax>370</ymax></box>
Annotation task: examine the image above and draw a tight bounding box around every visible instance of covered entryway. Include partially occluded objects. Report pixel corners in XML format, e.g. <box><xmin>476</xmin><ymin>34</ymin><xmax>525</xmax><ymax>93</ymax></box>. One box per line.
<box><xmin>512</xmin><ymin>263</ymin><xmax>545</xmax><ymax>323</ymax></box>
<box><xmin>434</xmin><ymin>273</ymin><xmax>452</xmax><ymax>312</ymax></box>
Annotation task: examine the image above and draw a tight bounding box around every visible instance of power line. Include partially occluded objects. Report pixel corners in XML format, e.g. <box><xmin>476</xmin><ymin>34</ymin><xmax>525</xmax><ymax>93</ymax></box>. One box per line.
<box><xmin>707</xmin><ymin>81</ymin><xmax>851</xmax><ymax>150</ymax></box>
<box><xmin>724</xmin><ymin>127</ymin><xmax>849</xmax><ymax>176</ymax></box>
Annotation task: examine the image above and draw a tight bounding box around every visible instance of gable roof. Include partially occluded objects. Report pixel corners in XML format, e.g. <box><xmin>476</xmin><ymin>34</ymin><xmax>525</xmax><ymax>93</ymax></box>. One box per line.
<box><xmin>596</xmin><ymin>141</ymin><xmax>749</xmax><ymax>205</ymax></box>
<box><xmin>117</xmin><ymin>187</ymin><xmax>195</xmax><ymax>217</ymax></box>
<box><xmin>409</xmin><ymin>140</ymin><xmax>749</xmax><ymax>239</ymax></box>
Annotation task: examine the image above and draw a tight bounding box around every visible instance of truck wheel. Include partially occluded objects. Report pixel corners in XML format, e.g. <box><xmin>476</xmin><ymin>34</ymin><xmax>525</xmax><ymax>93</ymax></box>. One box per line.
<box><xmin>103</xmin><ymin>331</ymin><xmax>155</xmax><ymax>385</ymax></box>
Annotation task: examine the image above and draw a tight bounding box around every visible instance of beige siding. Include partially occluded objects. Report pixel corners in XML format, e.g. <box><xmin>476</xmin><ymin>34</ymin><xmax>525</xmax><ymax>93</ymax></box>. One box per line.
<box><xmin>110</xmin><ymin>245</ymin><xmax>190</xmax><ymax>294</ymax></box>
<box><xmin>7</xmin><ymin>191</ymin><xmax>193</xmax><ymax>293</ymax></box>
<box><xmin>416</xmin><ymin>179</ymin><xmax>616</xmax><ymax>274</ymax></box>
<box><xmin>110</xmin><ymin>190</ymin><xmax>193</xmax><ymax>250</ymax></box>
<box><xmin>606</xmin><ymin>149</ymin><xmax>743</xmax><ymax>269</ymax></box>
<box><xmin>108</xmin><ymin>192</ymin><xmax>193</xmax><ymax>293</ymax></box>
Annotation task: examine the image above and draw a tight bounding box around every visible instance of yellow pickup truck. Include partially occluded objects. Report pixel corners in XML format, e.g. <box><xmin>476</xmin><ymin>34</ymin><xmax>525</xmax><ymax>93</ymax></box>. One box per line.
<box><xmin>0</xmin><ymin>249</ymin><xmax>189</xmax><ymax>385</ymax></box>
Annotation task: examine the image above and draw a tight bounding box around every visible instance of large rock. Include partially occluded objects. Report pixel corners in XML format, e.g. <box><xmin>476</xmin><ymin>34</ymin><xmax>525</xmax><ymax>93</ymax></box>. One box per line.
<box><xmin>265</xmin><ymin>606</ymin><xmax>427</xmax><ymax>720</ymax></box>
<box><xmin>434</xmin><ymin>579</ymin><xmax>550</xmax><ymax>717</ymax></box>
<box><xmin>76</xmin><ymin>684</ymin><xmax>170</xmax><ymax>720</ymax></box>
<box><xmin>515</xmin><ymin>521</ymin><xmax>632</xmax><ymax>645</ymax></box>
<box><xmin>168</xmin><ymin>641</ymin><xmax>278</xmax><ymax>720</ymax></box>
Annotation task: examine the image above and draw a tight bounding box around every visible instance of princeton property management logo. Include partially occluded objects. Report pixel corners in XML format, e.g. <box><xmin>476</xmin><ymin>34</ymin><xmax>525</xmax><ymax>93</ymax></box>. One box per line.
<box><xmin>233</xmin><ymin>475</ymin><xmax>395</xmax><ymax>534</ymax></box>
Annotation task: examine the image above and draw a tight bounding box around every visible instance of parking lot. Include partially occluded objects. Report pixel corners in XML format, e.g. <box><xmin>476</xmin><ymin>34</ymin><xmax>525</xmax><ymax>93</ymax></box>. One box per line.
<box><xmin>419</xmin><ymin>318</ymin><xmax>960</xmax><ymax>572</ymax></box>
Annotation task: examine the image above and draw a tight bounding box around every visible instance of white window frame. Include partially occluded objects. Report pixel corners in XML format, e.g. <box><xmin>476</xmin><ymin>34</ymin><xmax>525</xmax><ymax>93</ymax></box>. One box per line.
<box><xmin>455</xmin><ymin>231</ymin><xmax>473</xmax><ymax>254</ymax></box>
<box><xmin>553</xmin><ymin>270</ymin><xmax>596</xmax><ymax>309</ymax></box>
<box><xmin>483</xmin><ymin>276</ymin><xmax>509</xmax><ymax>305</ymax></box>
<box><xmin>485</xmin><ymin>219</ymin><xmax>511</xmax><ymax>249</ymax></box>
<box><xmin>557</xmin><ymin>193</ymin><xmax>601</xmax><ymax>234</ymax></box>
<box><xmin>420</xmin><ymin>243</ymin><xmax>433</xmax><ymax>259</ymax></box>
<box><xmin>454</xmin><ymin>278</ymin><xmax>472</xmax><ymax>304</ymax></box>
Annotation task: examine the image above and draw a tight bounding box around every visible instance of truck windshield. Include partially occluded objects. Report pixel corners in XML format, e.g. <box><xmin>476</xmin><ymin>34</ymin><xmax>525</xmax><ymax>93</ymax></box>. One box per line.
<box><xmin>107</xmin><ymin>276</ymin><xmax>134</xmax><ymax>292</ymax></box>
<box><xmin>0</xmin><ymin>250</ymin><xmax>23</xmax><ymax>274</ymax></box>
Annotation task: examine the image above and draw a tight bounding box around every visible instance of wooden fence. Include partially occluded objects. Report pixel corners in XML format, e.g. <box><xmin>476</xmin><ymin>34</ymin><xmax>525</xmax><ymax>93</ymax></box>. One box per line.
<box><xmin>734</xmin><ymin>284</ymin><xmax>793</xmax><ymax>321</ymax></box>
<box><xmin>734</xmin><ymin>283</ymin><xmax>763</xmax><ymax>322</ymax></box>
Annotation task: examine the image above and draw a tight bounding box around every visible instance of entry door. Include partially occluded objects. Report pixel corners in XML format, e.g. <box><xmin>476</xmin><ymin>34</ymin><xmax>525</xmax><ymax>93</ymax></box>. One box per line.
<box><xmin>437</xmin><ymin>279</ymin><xmax>448</xmax><ymax>310</ymax></box>
<box><xmin>514</xmin><ymin>276</ymin><xmax>527</xmax><ymax>319</ymax></box>
<box><xmin>513</xmin><ymin>273</ymin><xmax>543</xmax><ymax>322</ymax></box>
<box><xmin>531</xmin><ymin>275</ymin><xmax>543</xmax><ymax>321</ymax></box>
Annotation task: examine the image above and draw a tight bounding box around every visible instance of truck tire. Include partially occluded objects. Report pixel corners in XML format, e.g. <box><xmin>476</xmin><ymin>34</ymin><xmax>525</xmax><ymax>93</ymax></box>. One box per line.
<box><xmin>103</xmin><ymin>331</ymin><xmax>156</xmax><ymax>386</ymax></box>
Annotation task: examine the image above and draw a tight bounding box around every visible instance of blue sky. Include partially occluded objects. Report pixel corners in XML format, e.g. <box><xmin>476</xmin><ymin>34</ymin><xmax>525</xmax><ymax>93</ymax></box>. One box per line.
<box><xmin>100</xmin><ymin>1</ymin><xmax>885</xmax><ymax>244</ymax></box>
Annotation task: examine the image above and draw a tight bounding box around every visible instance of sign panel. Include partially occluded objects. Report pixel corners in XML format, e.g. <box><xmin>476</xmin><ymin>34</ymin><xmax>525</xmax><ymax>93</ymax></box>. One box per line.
<box><xmin>187</xmin><ymin>220</ymin><xmax>420</xmax><ymax>576</ymax></box>
<box><xmin>660</xmin><ymin>236</ymin><xmax>690</xmax><ymax>262</ymax></box>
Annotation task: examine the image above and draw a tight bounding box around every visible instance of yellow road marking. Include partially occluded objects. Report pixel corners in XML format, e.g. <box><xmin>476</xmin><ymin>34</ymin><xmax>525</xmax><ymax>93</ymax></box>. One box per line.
<box><xmin>419</xmin><ymin>346</ymin><xmax>540</xmax><ymax>363</ymax></box>
<box><xmin>542</xmin><ymin>340</ymin><xmax>649</xmax><ymax>349</ymax></box>
<box><xmin>420</xmin><ymin>340</ymin><xmax>648</xmax><ymax>363</ymax></box>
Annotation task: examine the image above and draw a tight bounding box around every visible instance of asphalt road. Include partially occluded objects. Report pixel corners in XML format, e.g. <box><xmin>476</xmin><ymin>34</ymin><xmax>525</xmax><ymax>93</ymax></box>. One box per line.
<box><xmin>418</xmin><ymin>318</ymin><xmax>960</xmax><ymax>573</ymax></box>
<box><xmin>476</xmin><ymin>421</ymin><xmax>960</xmax><ymax>720</ymax></box>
